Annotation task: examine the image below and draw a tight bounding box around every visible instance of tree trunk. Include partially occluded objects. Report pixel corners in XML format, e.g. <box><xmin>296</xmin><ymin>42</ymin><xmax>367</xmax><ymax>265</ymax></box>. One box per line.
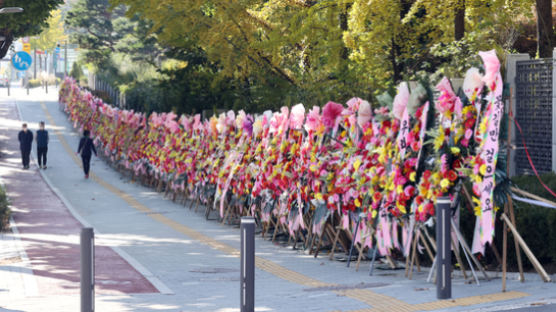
<box><xmin>390</xmin><ymin>37</ymin><xmax>402</xmax><ymax>83</ymax></box>
<box><xmin>454</xmin><ymin>0</ymin><xmax>465</xmax><ymax>41</ymax></box>
<box><xmin>0</xmin><ymin>32</ymin><xmax>13</xmax><ymax>59</ymax></box>
<box><xmin>536</xmin><ymin>0</ymin><xmax>553</xmax><ymax>58</ymax></box>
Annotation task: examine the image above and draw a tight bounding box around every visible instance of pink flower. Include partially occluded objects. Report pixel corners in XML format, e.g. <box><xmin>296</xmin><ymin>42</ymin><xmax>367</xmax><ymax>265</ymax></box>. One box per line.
<box><xmin>374</xmin><ymin>106</ymin><xmax>389</xmax><ymax>116</ymax></box>
<box><xmin>392</xmin><ymin>82</ymin><xmax>409</xmax><ymax>120</ymax></box>
<box><xmin>346</xmin><ymin>97</ymin><xmax>361</xmax><ymax>112</ymax></box>
<box><xmin>243</xmin><ymin>115</ymin><xmax>253</xmax><ymax>136</ymax></box>
<box><xmin>193</xmin><ymin>114</ymin><xmax>202</xmax><ymax>131</ymax></box>
<box><xmin>290</xmin><ymin>103</ymin><xmax>305</xmax><ymax>129</ymax></box>
<box><xmin>463</xmin><ymin>67</ymin><xmax>484</xmax><ymax>101</ymax></box>
<box><xmin>465</xmin><ymin>128</ymin><xmax>473</xmax><ymax>139</ymax></box>
<box><xmin>304</xmin><ymin>106</ymin><xmax>322</xmax><ymax>133</ymax></box>
<box><xmin>322</xmin><ymin>101</ymin><xmax>344</xmax><ymax>130</ymax></box>
<box><xmin>435</xmin><ymin>77</ymin><xmax>458</xmax><ymax>115</ymax></box>
<box><xmin>226</xmin><ymin>110</ymin><xmax>235</xmax><ymax>127</ymax></box>
<box><xmin>441</xmin><ymin>154</ymin><xmax>448</xmax><ymax>173</ymax></box>
<box><xmin>357</xmin><ymin>100</ymin><xmax>372</xmax><ymax>128</ymax></box>
<box><xmin>180</xmin><ymin>115</ymin><xmax>192</xmax><ymax>131</ymax></box>
<box><xmin>478</xmin><ymin>50</ymin><xmax>500</xmax><ymax>89</ymax></box>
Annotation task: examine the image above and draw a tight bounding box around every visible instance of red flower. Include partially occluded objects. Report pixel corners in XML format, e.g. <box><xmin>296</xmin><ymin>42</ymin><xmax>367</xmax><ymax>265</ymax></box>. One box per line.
<box><xmin>446</xmin><ymin>170</ymin><xmax>458</xmax><ymax>182</ymax></box>
<box><xmin>464</xmin><ymin>118</ymin><xmax>476</xmax><ymax>130</ymax></box>
<box><xmin>425</xmin><ymin>202</ymin><xmax>435</xmax><ymax>215</ymax></box>
<box><xmin>415</xmin><ymin>196</ymin><xmax>424</xmax><ymax>205</ymax></box>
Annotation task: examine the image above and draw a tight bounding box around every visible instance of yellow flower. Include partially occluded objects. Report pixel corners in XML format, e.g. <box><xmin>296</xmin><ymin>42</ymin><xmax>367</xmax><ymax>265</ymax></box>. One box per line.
<box><xmin>354</xmin><ymin>198</ymin><xmax>361</xmax><ymax>207</ymax></box>
<box><xmin>397</xmin><ymin>203</ymin><xmax>407</xmax><ymax>214</ymax></box>
<box><xmin>440</xmin><ymin>178</ymin><xmax>450</xmax><ymax>189</ymax></box>
<box><xmin>358</xmin><ymin>176</ymin><xmax>367</xmax><ymax>186</ymax></box>
<box><xmin>353</xmin><ymin>159</ymin><xmax>362</xmax><ymax>171</ymax></box>
<box><xmin>315</xmin><ymin>193</ymin><xmax>323</xmax><ymax>201</ymax></box>
<box><xmin>433</xmin><ymin>130</ymin><xmax>445</xmax><ymax>151</ymax></box>
<box><xmin>371</xmin><ymin>210</ymin><xmax>377</xmax><ymax>219</ymax></box>
<box><xmin>479</xmin><ymin>164</ymin><xmax>487</xmax><ymax>176</ymax></box>
<box><xmin>479</xmin><ymin>119</ymin><xmax>488</xmax><ymax>135</ymax></box>
<box><xmin>451</xmin><ymin>147</ymin><xmax>461</xmax><ymax>155</ymax></box>
<box><xmin>409</xmin><ymin>172</ymin><xmax>416</xmax><ymax>182</ymax></box>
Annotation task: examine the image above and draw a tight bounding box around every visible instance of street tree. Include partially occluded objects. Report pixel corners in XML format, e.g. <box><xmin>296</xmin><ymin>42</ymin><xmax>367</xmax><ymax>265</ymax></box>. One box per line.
<box><xmin>0</xmin><ymin>0</ymin><xmax>63</xmax><ymax>58</ymax></box>
<box><xmin>29</xmin><ymin>9</ymin><xmax>67</xmax><ymax>52</ymax></box>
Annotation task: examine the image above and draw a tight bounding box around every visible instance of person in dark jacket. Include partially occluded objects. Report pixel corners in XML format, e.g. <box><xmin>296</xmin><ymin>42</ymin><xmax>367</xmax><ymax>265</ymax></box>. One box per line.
<box><xmin>77</xmin><ymin>129</ymin><xmax>97</xmax><ymax>179</ymax></box>
<box><xmin>18</xmin><ymin>123</ymin><xmax>33</xmax><ymax>169</ymax></box>
<box><xmin>36</xmin><ymin>121</ymin><xmax>49</xmax><ymax>169</ymax></box>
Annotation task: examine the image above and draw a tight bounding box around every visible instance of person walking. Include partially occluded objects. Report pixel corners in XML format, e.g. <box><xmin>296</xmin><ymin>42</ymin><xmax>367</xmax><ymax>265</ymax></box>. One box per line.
<box><xmin>77</xmin><ymin>130</ymin><xmax>97</xmax><ymax>179</ymax></box>
<box><xmin>18</xmin><ymin>123</ymin><xmax>33</xmax><ymax>169</ymax></box>
<box><xmin>36</xmin><ymin>121</ymin><xmax>49</xmax><ymax>169</ymax></box>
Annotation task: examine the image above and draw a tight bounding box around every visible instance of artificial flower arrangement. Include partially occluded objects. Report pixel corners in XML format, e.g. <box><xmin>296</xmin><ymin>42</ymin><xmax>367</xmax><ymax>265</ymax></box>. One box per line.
<box><xmin>59</xmin><ymin>50</ymin><xmax>505</xmax><ymax>257</ymax></box>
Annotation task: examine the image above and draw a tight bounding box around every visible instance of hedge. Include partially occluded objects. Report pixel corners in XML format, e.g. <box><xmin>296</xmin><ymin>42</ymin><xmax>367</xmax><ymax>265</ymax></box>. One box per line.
<box><xmin>0</xmin><ymin>184</ymin><xmax>10</xmax><ymax>231</ymax></box>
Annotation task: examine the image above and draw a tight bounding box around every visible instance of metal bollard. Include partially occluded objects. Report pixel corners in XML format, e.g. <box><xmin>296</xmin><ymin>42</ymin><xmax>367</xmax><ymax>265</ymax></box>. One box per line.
<box><xmin>240</xmin><ymin>217</ymin><xmax>255</xmax><ymax>312</ymax></box>
<box><xmin>81</xmin><ymin>228</ymin><xmax>95</xmax><ymax>312</ymax></box>
<box><xmin>436</xmin><ymin>197</ymin><xmax>452</xmax><ymax>299</ymax></box>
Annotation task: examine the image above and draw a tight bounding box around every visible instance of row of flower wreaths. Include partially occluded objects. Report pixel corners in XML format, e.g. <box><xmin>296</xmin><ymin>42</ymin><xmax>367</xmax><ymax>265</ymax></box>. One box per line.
<box><xmin>59</xmin><ymin>50</ymin><xmax>505</xmax><ymax>257</ymax></box>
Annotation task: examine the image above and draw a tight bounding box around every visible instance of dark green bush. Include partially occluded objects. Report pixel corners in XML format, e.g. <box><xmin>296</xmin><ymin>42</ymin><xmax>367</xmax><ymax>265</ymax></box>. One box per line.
<box><xmin>506</xmin><ymin>173</ymin><xmax>556</xmax><ymax>269</ymax></box>
<box><xmin>0</xmin><ymin>185</ymin><xmax>10</xmax><ymax>231</ymax></box>
<box><xmin>90</xmin><ymin>90</ymin><xmax>112</xmax><ymax>104</ymax></box>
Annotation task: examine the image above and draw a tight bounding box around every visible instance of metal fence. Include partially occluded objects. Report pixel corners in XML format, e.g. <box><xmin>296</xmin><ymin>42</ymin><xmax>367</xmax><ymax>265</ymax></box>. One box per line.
<box><xmin>88</xmin><ymin>73</ymin><xmax>126</xmax><ymax>108</ymax></box>
<box><xmin>514</xmin><ymin>59</ymin><xmax>553</xmax><ymax>175</ymax></box>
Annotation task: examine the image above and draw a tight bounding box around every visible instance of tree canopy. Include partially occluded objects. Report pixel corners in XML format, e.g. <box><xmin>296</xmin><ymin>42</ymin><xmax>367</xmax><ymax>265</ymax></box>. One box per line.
<box><xmin>64</xmin><ymin>0</ymin><xmax>552</xmax><ymax>113</ymax></box>
<box><xmin>29</xmin><ymin>9</ymin><xmax>67</xmax><ymax>52</ymax></box>
<box><xmin>0</xmin><ymin>0</ymin><xmax>63</xmax><ymax>58</ymax></box>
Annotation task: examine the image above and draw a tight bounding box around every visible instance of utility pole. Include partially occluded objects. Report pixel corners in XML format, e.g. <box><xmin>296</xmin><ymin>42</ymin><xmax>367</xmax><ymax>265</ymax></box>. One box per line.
<box><xmin>64</xmin><ymin>40</ymin><xmax>68</xmax><ymax>76</ymax></box>
<box><xmin>33</xmin><ymin>49</ymin><xmax>36</xmax><ymax>79</ymax></box>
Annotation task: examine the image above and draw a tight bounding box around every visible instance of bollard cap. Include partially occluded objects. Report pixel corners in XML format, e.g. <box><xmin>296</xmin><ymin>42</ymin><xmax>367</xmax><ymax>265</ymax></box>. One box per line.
<box><xmin>241</xmin><ymin>216</ymin><xmax>255</xmax><ymax>223</ymax></box>
<box><xmin>437</xmin><ymin>197</ymin><xmax>451</xmax><ymax>204</ymax></box>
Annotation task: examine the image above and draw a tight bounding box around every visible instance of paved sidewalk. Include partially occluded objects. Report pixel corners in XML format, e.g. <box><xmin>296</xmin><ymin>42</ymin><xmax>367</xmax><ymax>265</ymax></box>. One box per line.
<box><xmin>0</xmin><ymin>92</ymin><xmax>158</xmax><ymax>310</ymax></box>
<box><xmin>1</xmin><ymin>86</ymin><xmax>555</xmax><ymax>312</ymax></box>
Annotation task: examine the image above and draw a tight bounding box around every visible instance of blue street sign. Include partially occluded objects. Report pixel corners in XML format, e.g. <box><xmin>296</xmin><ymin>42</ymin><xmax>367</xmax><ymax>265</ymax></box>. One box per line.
<box><xmin>11</xmin><ymin>51</ymin><xmax>32</xmax><ymax>71</ymax></box>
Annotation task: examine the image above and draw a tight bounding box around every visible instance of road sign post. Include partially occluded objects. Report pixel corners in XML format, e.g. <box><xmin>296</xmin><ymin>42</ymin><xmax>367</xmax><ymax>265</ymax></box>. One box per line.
<box><xmin>34</xmin><ymin>49</ymin><xmax>37</xmax><ymax>79</ymax></box>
